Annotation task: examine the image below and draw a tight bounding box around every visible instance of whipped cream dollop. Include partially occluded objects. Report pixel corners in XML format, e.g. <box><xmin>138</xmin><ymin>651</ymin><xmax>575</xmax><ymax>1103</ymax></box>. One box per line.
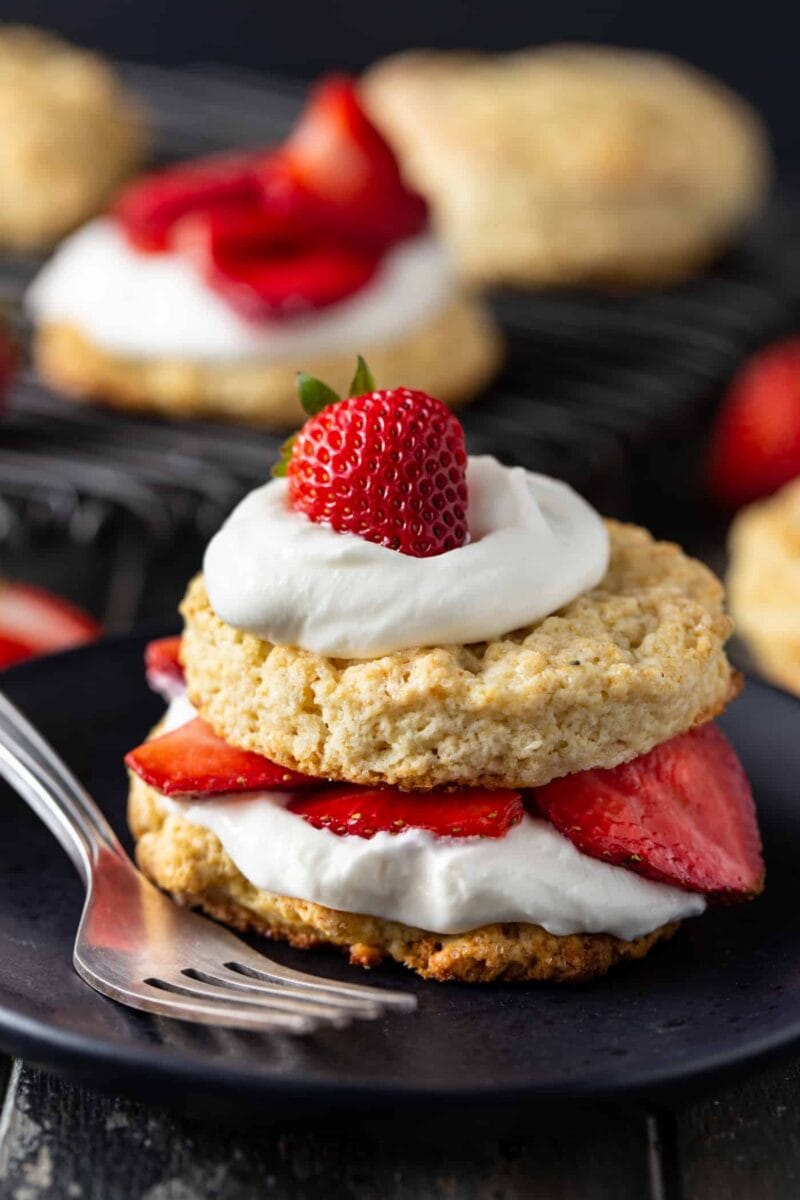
<box><xmin>26</xmin><ymin>219</ymin><xmax>454</xmax><ymax>361</ymax></box>
<box><xmin>157</xmin><ymin>695</ymin><xmax>705</xmax><ymax>940</ymax></box>
<box><xmin>204</xmin><ymin>455</ymin><xmax>610</xmax><ymax>657</ymax></box>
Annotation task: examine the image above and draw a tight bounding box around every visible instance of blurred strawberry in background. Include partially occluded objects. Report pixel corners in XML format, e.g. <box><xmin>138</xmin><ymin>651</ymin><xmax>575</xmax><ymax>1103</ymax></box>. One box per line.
<box><xmin>0</xmin><ymin>582</ymin><xmax>99</xmax><ymax>669</ymax></box>
<box><xmin>707</xmin><ymin>336</ymin><xmax>800</xmax><ymax>508</ymax></box>
<box><xmin>0</xmin><ymin>312</ymin><xmax>17</xmax><ymax>412</ymax></box>
<box><xmin>268</xmin><ymin>75</ymin><xmax>428</xmax><ymax>251</ymax></box>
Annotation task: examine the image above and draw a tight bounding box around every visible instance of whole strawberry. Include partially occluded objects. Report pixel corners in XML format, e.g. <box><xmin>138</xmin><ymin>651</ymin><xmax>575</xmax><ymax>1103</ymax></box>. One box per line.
<box><xmin>276</xmin><ymin>358</ymin><xmax>469</xmax><ymax>557</ymax></box>
<box><xmin>707</xmin><ymin>336</ymin><xmax>800</xmax><ymax>507</ymax></box>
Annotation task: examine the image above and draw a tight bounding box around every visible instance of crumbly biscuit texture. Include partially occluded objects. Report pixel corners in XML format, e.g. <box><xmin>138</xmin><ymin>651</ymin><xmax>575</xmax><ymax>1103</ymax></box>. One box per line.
<box><xmin>181</xmin><ymin>520</ymin><xmax>739</xmax><ymax>790</ymax></box>
<box><xmin>33</xmin><ymin>296</ymin><xmax>502</xmax><ymax>428</ymax></box>
<box><xmin>0</xmin><ymin>26</ymin><xmax>146</xmax><ymax>249</ymax></box>
<box><xmin>362</xmin><ymin>45</ymin><xmax>770</xmax><ymax>287</ymax></box>
<box><xmin>728</xmin><ymin>479</ymin><xmax>800</xmax><ymax>695</ymax></box>
<box><xmin>129</xmin><ymin>772</ymin><xmax>677</xmax><ymax>983</ymax></box>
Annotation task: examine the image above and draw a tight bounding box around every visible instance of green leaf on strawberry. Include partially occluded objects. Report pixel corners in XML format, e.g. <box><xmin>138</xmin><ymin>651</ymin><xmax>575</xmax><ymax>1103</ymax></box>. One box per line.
<box><xmin>271</xmin><ymin>433</ymin><xmax>298</xmax><ymax>479</ymax></box>
<box><xmin>348</xmin><ymin>355</ymin><xmax>376</xmax><ymax>397</ymax></box>
<box><xmin>272</xmin><ymin>358</ymin><xmax>378</xmax><ymax>477</ymax></box>
<box><xmin>297</xmin><ymin>371</ymin><xmax>340</xmax><ymax>417</ymax></box>
<box><xmin>271</xmin><ymin>372</ymin><xmax>339</xmax><ymax>478</ymax></box>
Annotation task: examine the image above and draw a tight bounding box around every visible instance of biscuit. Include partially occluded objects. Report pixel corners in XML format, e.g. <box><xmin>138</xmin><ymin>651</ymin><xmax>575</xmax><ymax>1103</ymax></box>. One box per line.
<box><xmin>0</xmin><ymin>26</ymin><xmax>146</xmax><ymax>250</ymax></box>
<box><xmin>129</xmin><ymin>771</ymin><xmax>677</xmax><ymax>983</ymax></box>
<box><xmin>362</xmin><ymin>45</ymin><xmax>771</xmax><ymax>288</ymax></box>
<box><xmin>181</xmin><ymin>520</ymin><xmax>739</xmax><ymax>790</ymax></box>
<box><xmin>728</xmin><ymin>479</ymin><xmax>800</xmax><ymax>695</ymax></box>
<box><xmin>33</xmin><ymin>295</ymin><xmax>502</xmax><ymax>428</ymax></box>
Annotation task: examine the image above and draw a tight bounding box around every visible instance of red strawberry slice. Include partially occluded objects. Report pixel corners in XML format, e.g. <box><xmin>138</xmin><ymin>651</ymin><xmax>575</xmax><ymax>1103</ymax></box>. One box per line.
<box><xmin>0</xmin><ymin>320</ymin><xmax>17</xmax><ymax>414</ymax></box>
<box><xmin>125</xmin><ymin>717</ymin><xmax>318</xmax><ymax>796</ymax></box>
<box><xmin>144</xmin><ymin>636</ymin><xmax>184</xmax><ymax>700</ymax></box>
<box><xmin>114</xmin><ymin>153</ymin><xmax>263</xmax><ymax>253</ymax></box>
<box><xmin>707</xmin><ymin>336</ymin><xmax>800</xmax><ymax>507</ymax></box>
<box><xmin>0</xmin><ymin>581</ymin><xmax>99</xmax><ymax>667</ymax></box>
<box><xmin>0</xmin><ymin>634</ymin><xmax>33</xmax><ymax>669</ymax></box>
<box><xmin>271</xmin><ymin>75</ymin><xmax>427</xmax><ymax>250</ymax></box>
<box><xmin>533</xmin><ymin>724</ymin><xmax>763</xmax><ymax>899</ymax></box>
<box><xmin>288</xmin><ymin>785</ymin><xmax>523</xmax><ymax>839</ymax></box>
<box><xmin>174</xmin><ymin>206</ymin><xmax>380</xmax><ymax>319</ymax></box>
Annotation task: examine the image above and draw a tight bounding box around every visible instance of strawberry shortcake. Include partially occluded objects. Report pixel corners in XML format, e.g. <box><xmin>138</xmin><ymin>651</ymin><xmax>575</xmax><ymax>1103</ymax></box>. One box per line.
<box><xmin>26</xmin><ymin>78</ymin><xmax>501</xmax><ymax>428</ymax></box>
<box><xmin>125</xmin><ymin>364</ymin><xmax>763</xmax><ymax>982</ymax></box>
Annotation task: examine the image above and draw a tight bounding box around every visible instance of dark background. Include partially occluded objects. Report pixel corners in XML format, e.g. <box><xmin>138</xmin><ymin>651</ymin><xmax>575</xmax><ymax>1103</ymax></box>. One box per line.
<box><xmin>3</xmin><ymin>0</ymin><xmax>799</xmax><ymax>169</ymax></box>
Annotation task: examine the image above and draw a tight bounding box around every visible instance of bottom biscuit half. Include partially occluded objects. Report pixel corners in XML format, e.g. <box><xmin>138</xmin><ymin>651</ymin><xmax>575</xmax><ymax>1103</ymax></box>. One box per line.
<box><xmin>33</xmin><ymin>296</ymin><xmax>502</xmax><ymax>429</ymax></box>
<box><xmin>129</xmin><ymin>775</ymin><xmax>678</xmax><ymax>984</ymax></box>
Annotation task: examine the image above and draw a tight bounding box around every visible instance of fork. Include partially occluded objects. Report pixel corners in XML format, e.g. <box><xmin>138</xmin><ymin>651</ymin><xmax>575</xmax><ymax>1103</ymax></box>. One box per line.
<box><xmin>0</xmin><ymin>691</ymin><xmax>416</xmax><ymax>1033</ymax></box>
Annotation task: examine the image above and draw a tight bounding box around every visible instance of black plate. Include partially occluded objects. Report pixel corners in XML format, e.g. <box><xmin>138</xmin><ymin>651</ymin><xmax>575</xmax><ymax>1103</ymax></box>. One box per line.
<box><xmin>1</xmin><ymin>634</ymin><xmax>799</xmax><ymax>1113</ymax></box>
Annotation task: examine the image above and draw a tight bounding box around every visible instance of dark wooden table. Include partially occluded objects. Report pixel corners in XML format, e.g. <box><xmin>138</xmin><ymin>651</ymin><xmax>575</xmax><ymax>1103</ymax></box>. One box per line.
<box><xmin>2</xmin><ymin>1049</ymin><xmax>800</xmax><ymax>1197</ymax></box>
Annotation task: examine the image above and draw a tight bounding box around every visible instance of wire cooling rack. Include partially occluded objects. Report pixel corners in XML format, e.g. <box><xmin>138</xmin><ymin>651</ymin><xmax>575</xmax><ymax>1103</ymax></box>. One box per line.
<box><xmin>2</xmin><ymin>62</ymin><xmax>800</xmax><ymax>629</ymax></box>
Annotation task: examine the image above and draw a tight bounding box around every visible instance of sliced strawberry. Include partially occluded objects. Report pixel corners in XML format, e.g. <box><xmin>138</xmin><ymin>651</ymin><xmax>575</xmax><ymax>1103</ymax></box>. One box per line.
<box><xmin>270</xmin><ymin>75</ymin><xmax>427</xmax><ymax>250</ymax></box>
<box><xmin>0</xmin><ymin>581</ymin><xmax>99</xmax><ymax>666</ymax></box>
<box><xmin>0</xmin><ymin>320</ymin><xmax>17</xmax><ymax>414</ymax></box>
<box><xmin>114</xmin><ymin>154</ymin><xmax>263</xmax><ymax>253</ymax></box>
<box><xmin>125</xmin><ymin>717</ymin><xmax>317</xmax><ymax>796</ymax></box>
<box><xmin>707</xmin><ymin>337</ymin><xmax>800</xmax><ymax>507</ymax></box>
<box><xmin>533</xmin><ymin>724</ymin><xmax>763</xmax><ymax>899</ymax></box>
<box><xmin>0</xmin><ymin>634</ymin><xmax>32</xmax><ymax>669</ymax></box>
<box><xmin>288</xmin><ymin>785</ymin><xmax>523</xmax><ymax>839</ymax></box>
<box><xmin>144</xmin><ymin>636</ymin><xmax>185</xmax><ymax>700</ymax></box>
<box><xmin>175</xmin><ymin>205</ymin><xmax>380</xmax><ymax>320</ymax></box>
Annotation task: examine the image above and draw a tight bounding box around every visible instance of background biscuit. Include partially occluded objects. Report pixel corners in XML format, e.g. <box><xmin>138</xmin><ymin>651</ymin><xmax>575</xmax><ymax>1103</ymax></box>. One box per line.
<box><xmin>363</xmin><ymin>45</ymin><xmax>771</xmax><ymax>288</ymax></box>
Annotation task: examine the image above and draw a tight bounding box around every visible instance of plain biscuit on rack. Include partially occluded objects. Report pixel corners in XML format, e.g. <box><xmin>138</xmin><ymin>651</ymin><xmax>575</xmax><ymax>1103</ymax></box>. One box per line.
<box><xmin>0</xmin><ymin>26</ymin><xmax>145</xmax><ymax>250</ymax></box>
<box><xmin>129</xmin><ymin>770</ymin><xmax>677</xmax><ymax>983</ymax></box>
<box><xmin>362</xmin><ymin>44</ymin><xmax>770</xmax><ymax>287</ymax></box>
<box><xmin>180</xmin><ymin>520</ymin><xmax>740</xmax><ymax>791</ymax></box>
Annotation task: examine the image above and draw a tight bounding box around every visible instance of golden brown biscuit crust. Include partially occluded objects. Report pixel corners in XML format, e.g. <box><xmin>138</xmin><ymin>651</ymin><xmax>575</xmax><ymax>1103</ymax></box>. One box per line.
<box><xmin>363</xmin><ymin>45</ymin><xmax>771</xmax><ymax>287</ymax></box>
<box><xmin>129</xmin><ymin>772</ymin><xmax>678</xmax><ymax>983</ymax></box>
<box><xmin>728</xmin><ymin>479</ymin><xmax>800</xmax><ymax>695</ymax></box>
<box><xmin>181</xmin><ymin>520</ymin><xmax>739</xmax><ymax>790</ymax></box>
<box><xmin>33</xmin><ymin>295</ymin><xmax>502</xmax><ymax>429</ymax></box>
<box><xmin>0</xmin><ymin>27</ymin><xmax>146</xmax><ymax>250</ymax></box>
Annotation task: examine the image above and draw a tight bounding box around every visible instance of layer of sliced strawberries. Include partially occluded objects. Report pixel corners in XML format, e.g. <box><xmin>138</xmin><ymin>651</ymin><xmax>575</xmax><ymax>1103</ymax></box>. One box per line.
<box><xmin>286</xmin><ymin>786</ymin><xmax>523</xmax><ymax>840</ymax></box>
<box><xmin>112</xmin><ymin>77</ymin><xmax>426</xmax><ymax>319</ymax></box>
<box><xmin>0</xmin><ymin>581</ymin><xmax>99</xmax><ymax>669</ymax></box>
<box><xmin>129</xmin><ymin>642</ymin><xmax>762</xmax><ymax>897</ymax></box>
<box><xmin>532</xmin><ymin>724</ymin><xmax>763</xmax><ymax>900</ymax></box>
<box><xmin>125</xmin><ymin>717</ymin><xmax>316</xmax><ymax>796</ymax></box>
<box><xmin>144</xmin><ymin>635</ymin><xmax>185</xmax><ymax>700</ymax></box>
<box><xmin>173</xmin><ymin>204</ymin><xmax>381</xmax><ymax>322</ymax></box>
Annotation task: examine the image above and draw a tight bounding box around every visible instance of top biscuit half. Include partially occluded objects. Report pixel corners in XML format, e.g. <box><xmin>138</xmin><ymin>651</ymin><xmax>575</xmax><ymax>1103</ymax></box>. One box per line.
<box><xmin>181</xmin><ymin>520</ymin><xmax>739</xmax><ymax>791</ymax></box>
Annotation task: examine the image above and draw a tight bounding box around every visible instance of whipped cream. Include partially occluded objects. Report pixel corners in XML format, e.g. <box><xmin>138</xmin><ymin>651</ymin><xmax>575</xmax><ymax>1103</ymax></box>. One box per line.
<box><xmin>26</xmin><ymin>219</ymin><xmax>454</xmax><ymax>361</ymax></box>
<box><xmin>158</xmin><ymin>695</ymin><xmax>705</xmax><ymax>939</ymax></box>
<box><xmin>204</xmin><ymin>455</ymin><xmax>610</xmax><ymax>657</ymax></box>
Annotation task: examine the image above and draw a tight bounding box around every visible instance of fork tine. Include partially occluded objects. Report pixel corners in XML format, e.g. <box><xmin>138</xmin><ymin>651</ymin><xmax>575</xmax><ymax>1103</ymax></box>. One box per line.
<box><xmin>225</xmin><ymin>957</ymin><xmax>418</xmax><ymax>1011</ymax></box>
<box><xmin>117</xmin><ymin>981</ymin><xmax>320</xmax><ymax>1033</ymax></box>
<box><xmin>186</xmin><ymin>969</ymin><xmax>384</xmax><ymax>1018</ymax></box>
<box><xmin>158</xmin><ymin>970</ymin><xmax>380</xmax><ymax>1024</ymax></box>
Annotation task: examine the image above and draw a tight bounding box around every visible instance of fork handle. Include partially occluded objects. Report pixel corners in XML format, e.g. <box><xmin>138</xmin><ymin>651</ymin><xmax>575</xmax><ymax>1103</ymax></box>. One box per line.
<box><xmin>0</xmin><ymin>690</ymin><xmax>125</xmax><ymax>886</ymax></box>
